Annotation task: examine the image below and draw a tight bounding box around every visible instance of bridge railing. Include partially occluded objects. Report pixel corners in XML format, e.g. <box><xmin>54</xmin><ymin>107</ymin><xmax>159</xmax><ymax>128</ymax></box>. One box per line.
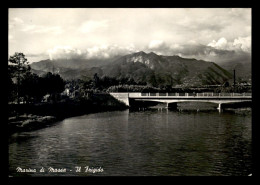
<box><xmin>159</xmin><ymin>93</ymin><xmax>167</xmax><ymax>96</ymax></box>
<box><xmin>139</xmin><ymin>92</ymin><xmax>251</xmax><ymax>97</ymax></box>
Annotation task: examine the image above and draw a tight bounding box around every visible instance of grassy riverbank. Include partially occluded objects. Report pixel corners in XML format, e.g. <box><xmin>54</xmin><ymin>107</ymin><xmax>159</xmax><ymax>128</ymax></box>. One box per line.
<box><xmin>8</xmin><ymin>94</ymin><xmax>127</xmax><ymax>135</ymax></box>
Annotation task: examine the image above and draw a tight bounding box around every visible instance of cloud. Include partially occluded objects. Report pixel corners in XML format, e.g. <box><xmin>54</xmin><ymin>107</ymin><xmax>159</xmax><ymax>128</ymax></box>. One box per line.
<box><xmin>86</xmin><ymin>44</ymin><xmax>137</xmax><ymax>58</ymax></box>
<box><xmin>33</xmin><ymin>26</ymin><xmax>63</xmax><ymax>34</ymax></box>
<box><xmin>148</xmin><ymin>40</ymin><xmax>184</xmax><ymax>55</ymax></box>
<box><xmin>9</xmin><ymin>8</ymin><xmax>251</xmax><ymax>61</ymax></box>
<box><xmin>148</xmin><ymin>40</ymin><xmax>165</xmax><ymax>49</ymax></box>
<box><xmin>9</xmin><ymin>16</ymin><xmax>63</xmax><ymax>35</ymax></box>
<box><xmin>21</xmin><ymin>25</ymin><xmax>36</xmax><ymax>32</ymax></box>
<box><xmin>23</xmin><ymin>53</ymin><xmax>50</xmax><ymax>63</ymax></box>
<box><xmin>233</xmin><ymin>36</ymin><xmax>251</xmax><ymax>52</ymax></box>
<box><xmin>178</xmin><ymin>44</ymin><xmax>251</xmax><ymax>65</ymax></box>
<box><xmin>9</xmin><ymin>17</ymin><xmax>24</xmax><ymax>29</ymax></box>
<box><xmin>229</xmin><ymin>8</ymin><xmax>250</xmax><ymax>17</ymax></box>
<box><xmin>172</xmin><ymin>44</ymin><xmax>251</xmax><ymax>65</ymax></box>
<box><xmin>207</xmin><ymin>37</ymin><xmax>229</xmax><ymax>50</ymax></box>
<box><xmin>21</xmin><ymin>25</ymin><xmax>63</xmax><ymax>35</ymax></box>
<box><xmin>86</xmin><ymin>44</ymin><xmax>135</xmax><ymax>58</ymax></box>
<box><xmin>146</xmin><ymin>40</ymin><xmax>183</xmax><ymax>56</ymax></box>
<box><xmin>47</xmin><ymin>46</ymin><xmax>83</xmax><ymax>60</ymax></box>
<box><xmin>207</xmin><ymin>36</ymin><xmax>251</xmax><ymax>52</ymax></box>
<box><xmin>43</xmin><ymin>41</ymin><xmax>251</xmax><ymax>68</ymax></box>
<box><xmin>79</xmin><ymin>20</ymin><xmax>108</xmax><ymax>33</ymax></box>
<box><xmin>13</xmin><ymin>17</ymin><xmax>24</xmax><ymax>24</ymax></box>
<box><xmin>175</xmin><ymin>13</ymin><xmax>227</xmax><ymax>33</ymax></box>
<box><xmin>144</xmin><ymin>39</ymin><xmax>251</xmax><ymax>65</ymax></box>
<box><xmin>47</xmin><ymin>44</ymin><xmax>137</xmax><ymax>60</ymax></box>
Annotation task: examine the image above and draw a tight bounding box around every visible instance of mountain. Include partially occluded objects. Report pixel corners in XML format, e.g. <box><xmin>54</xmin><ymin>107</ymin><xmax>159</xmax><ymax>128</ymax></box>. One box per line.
<box><xmin>219</xmin><ymin>61</ymin><xmax>251</xmax><ymax>83</ymax></box>
<box><xmin>211</xmin><ymin>51</ymin><xmax>251</xmax><ymax>83</ymax></box>
<box><xmin>30</xmin><ymin>56</ymin><xmax>120</xmax><ymax>70</ymax></box>
<box><xmin>101</xmin><ymin>51</ymin><xmax>233</xmax><ymax>86</ymax></box>
<box><xmin>30</xmin><ymin>51</ymin><xmax>234</xmax><ymax>86</ymax></box>
<box><xmin>30</xmin><ymin>56</ymin><xmax>120</xmax><ymax>80</ymax></box>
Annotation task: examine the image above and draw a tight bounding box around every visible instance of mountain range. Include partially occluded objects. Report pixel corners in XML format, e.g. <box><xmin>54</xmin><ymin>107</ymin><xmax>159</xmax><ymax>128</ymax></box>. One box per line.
<box><xmin>30</xmin><ymin>51</ymin><xmax>250</xmax><ymax>87</ymax></box>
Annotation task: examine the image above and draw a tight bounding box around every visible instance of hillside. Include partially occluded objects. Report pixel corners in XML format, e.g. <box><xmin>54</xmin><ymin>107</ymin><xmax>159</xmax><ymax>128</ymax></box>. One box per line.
<box><xmin>101</xmin><ymin>51</ymin><xmax>232</xmax><ymax>87</ymax></box>
<box><xmin>30</xmin><ymin>51</ymin><xmax>233</xmax><ymax>87</ymax></box>
<box><xmin>30</xmin><ymin>56</ymin><xmax>119</xmax><ymax>80</ymax></box>
<box><xmin>219</xmin><ymin>61</ymin><xmax>251</xmax><ymax>83</ymax></box>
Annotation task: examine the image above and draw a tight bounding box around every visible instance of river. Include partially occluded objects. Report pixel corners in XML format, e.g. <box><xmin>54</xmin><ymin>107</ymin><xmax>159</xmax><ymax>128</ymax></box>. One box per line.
<box><xmin>9</xmin><ymin>103</ymin><xmax>252</xmax><ymax>176</ymax></box>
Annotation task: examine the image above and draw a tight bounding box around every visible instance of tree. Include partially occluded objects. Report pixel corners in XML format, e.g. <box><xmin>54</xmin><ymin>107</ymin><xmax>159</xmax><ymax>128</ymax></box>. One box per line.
<box><xmin>8</xmin><ymin>66</ymin><xmax>16</xmax><ymax>102</ymax></box>
<box><xmin>223</xmin><ymin>81</ymin><xmax>230</xmax><ymax>87</ymax></box>
<box><xmin>93</xmin><ymin>73</ymin><xmax>100</xmax><ymax>88</ymax></box>
<box><xmin>41</xmin><ymin>72</ymin><xmax>65</xmax><ymax>102</ymax></box>
<box><xmin>20</xmin><ymin>72</ymin><xmax>46</xmax><ymax>104</ymax></box>
<box><xmin>148</xmin><ymin>73</ymin><xmax>157</xmax><ymax>87</ymax></box>
<box><xmin>8</xmin><ymin>53</ymin><xmax>31</xmax><ymax>104</ymax></box>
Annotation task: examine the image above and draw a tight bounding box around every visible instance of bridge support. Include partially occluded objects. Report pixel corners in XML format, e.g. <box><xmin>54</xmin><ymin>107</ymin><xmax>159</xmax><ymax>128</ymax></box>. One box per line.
<box><xmin>110</xmin><ymin>93</ymin><xmax>129</xmax><ymax>106</ymax></box>
<box><xmin>217</xmin><ymin>103</ymin><xmax>222</xmax><ymax>112</ymax></box>
<box><xmin>166</xmin><ymin>102</ymin><xmax>177</xmax><ymax>109</ymax></box>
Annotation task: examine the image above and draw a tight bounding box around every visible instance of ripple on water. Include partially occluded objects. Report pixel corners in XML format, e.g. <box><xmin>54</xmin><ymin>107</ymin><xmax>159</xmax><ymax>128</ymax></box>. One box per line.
<box><xmin>9</xmin><ymin>109</ymin><xmax>252</xmax><ymax>176</ymax></box>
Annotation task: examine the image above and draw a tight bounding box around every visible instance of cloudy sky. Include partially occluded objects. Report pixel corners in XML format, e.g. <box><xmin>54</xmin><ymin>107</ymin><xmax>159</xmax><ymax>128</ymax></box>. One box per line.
<box><xmin>9</xmin><ymin>8</ymin><xmax>251</xmax><ymax>63</ymax></box>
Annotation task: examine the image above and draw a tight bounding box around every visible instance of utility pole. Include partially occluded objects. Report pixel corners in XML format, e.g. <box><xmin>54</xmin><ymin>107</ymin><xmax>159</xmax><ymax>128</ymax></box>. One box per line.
<box><xmin>233</xmin><ymin>69</ymin><xmax>236</xmax><ymax>85</ymax></box>
<box><xmin>233</xmin><ymin>69</ymin><xmax>236</xmax><ymax>92</ymax></box>
<box><xmin>17</xmin><ymin>62</ymin><xmax>20</xmax><ymax>105</ymax></box>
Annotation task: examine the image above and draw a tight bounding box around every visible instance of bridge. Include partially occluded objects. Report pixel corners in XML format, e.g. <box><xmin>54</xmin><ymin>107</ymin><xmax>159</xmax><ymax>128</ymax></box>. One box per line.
<box><xmin>110</xmin><ymin>92</ymin><xmax>252</xmax><ymax>111</ymax></box>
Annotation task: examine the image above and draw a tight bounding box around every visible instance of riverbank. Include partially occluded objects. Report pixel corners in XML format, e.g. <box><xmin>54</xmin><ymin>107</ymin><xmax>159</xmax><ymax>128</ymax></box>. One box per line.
<box><xmin>8</xmin><ymin>115</ymin><xmax>58</xmax><ymax>134</ymax></box>
<box><xmin>8</xmin><ymin>94</ymin><xmax>128</xmax><ymax>135</ymax></box>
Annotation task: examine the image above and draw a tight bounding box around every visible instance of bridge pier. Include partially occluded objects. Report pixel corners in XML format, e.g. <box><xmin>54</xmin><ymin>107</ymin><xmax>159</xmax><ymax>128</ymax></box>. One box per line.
<box><xmin>217</xmin><ymin>103</ymin><xmax>222</xmax><ymax>112</ymax></box>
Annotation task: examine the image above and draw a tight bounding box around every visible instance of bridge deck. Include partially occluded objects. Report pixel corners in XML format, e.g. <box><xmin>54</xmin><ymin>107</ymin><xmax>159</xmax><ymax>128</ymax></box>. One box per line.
<box><xmin>110</xmin><ymin>92</ymin><xmax>252</xmax><ymax>107</ymax></box>
<box><xmin>128</xmin><ymin>92</ymin><xmax>252</xmax><ymax>99</ymax></box>
<box><xmin>110</xmin><ymin>92</ymin><xmax>252</xmax><ymax>108</ymax></box>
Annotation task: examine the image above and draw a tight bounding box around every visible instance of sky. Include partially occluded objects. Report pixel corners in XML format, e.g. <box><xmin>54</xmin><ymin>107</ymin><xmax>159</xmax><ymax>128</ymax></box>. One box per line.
<box><xmin>8</xmin><ymin>8</ymin><xmax>251</xmax><ymax>63</ymax></box>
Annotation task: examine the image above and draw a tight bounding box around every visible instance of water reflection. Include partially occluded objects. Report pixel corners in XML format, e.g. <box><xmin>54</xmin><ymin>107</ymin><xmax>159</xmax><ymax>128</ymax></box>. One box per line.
<box><xmin>9</xmin><ymin>108</ymin><xmax>251</xmax><ymax>176</ymax></box>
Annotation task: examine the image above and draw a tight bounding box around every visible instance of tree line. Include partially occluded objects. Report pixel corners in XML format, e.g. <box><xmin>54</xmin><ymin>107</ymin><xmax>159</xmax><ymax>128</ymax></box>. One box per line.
<box><xmin>64</xmin><ymin>74</ymin><xmax>251</xmax><ymax>95</ymax></box>
<box><xmin>8</xmin><ymin>52</ymin><xmax>65</xmax><ymax>104</ymax></box>
<box><xmin>8</xmin><ymin>52</ymin><xmax>251</xmax><ymax>105</ymax></box>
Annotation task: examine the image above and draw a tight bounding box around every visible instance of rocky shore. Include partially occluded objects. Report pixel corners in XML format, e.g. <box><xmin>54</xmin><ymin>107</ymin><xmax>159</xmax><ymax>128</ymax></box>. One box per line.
<box><xmin>8</xmin><ymin>114</ymin><xmax>58</xmax><ymax>134</ymax></box>
<box><xmin>8</xmin><ymin>94</ymin><xmax>128</xmax><ymax>135</ymax></box>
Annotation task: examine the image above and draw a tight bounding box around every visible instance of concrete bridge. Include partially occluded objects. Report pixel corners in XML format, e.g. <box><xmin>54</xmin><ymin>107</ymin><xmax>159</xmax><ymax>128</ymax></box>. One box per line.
<box><xmin>110</xmin><ymin>92</ymin><xmax>252</xmax><ymax>111</ymax></box>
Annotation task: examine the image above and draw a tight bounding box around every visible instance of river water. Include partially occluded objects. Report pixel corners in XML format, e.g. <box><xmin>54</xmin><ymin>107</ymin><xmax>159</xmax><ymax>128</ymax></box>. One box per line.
<box><xmin>9</xmin><ymin>103</ymin><xmax>252</xmax><ymax>176</ymax></box>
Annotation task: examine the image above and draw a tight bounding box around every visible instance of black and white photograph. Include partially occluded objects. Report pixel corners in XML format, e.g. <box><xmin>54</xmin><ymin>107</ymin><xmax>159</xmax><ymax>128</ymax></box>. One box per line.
<box><xmin>8</xmin><ymin>8</ymin><xmax>252</xmax><ymax>177</ymax></box>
